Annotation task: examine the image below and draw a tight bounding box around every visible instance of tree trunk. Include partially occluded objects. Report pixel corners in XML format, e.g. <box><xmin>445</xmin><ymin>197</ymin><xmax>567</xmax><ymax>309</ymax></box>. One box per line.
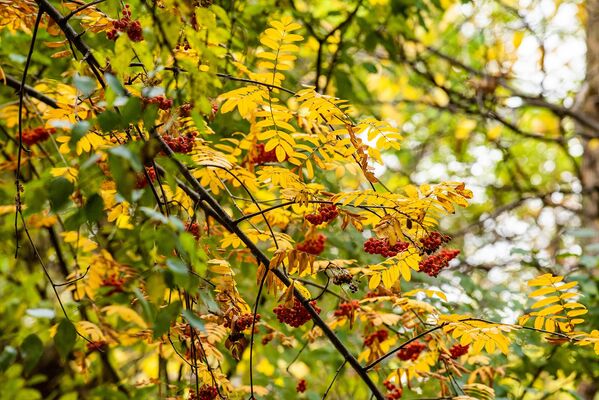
<box><xmin>575</xmin><ymin>1</ymin><xmax>599</xmax><ymax>398</ymax></box>
<box><xmin>580</xmin><ymin>0</ymin><xmax>599</xmax><ymax>229</ymax></box>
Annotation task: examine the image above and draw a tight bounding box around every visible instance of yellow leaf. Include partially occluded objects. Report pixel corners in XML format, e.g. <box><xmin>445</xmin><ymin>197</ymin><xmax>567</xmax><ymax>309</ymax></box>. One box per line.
<box><xmin>369</xmin><ymin>273</ymin><xmax>381</xmax><ymax>290</ymax></box>
<box><xmin>529</xmin><ymin>286</ymin><xmax>556</xmax><ymax>297</ymax></box>
<box><xmin>531</xmin><ymin>296</ymin><xmax>560</xmax><ymax>309</ymax></box>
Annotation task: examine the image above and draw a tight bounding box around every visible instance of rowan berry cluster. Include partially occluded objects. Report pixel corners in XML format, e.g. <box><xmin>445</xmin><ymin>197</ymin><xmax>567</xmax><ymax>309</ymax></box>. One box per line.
<box><xmin>185</xmin><ymin>221</ymin><xmax>201</xmax><ymax>240</ymax></box>
<box><xmin>383</xmin><ymin>381</ymin><xmax>403</xmax><ymax>399</ymax></box>
<box><xmin>296</xmin><ymin>379</ymin><xmax>307</xmax><ymax>393</ymax></box>
<box><xmin>107</xmin><ymin>5</ymin><xmax>144</xmax><ymax>42</ymax></box>
<box><xmin>364</xmin><ymin>329</ymin><xmax>388</xmax><ymax>346</ymax></box>
<box><xmin>189</xmin><ymin>385</ymin><xmax>218</xmax><ymax>400</ymax></box>
<box><xmin>144</xmin><ymin>95</ymin><xmax>173</xmax><ymax>110</ymax></box>
<box><xmin>273</xmin><ymin>299</ymin><xmax>320</xmax><ymax>328</ymax></box>
<box><xmin>334</xmin><ymin>300</ymin><xmax>360</xmax><ymax>318</ymax></box>
<box><xmin>231</xmin><ymin>313</ymin><xmax>260</xmax><ymax>332</ymax></box>
<box><xmin>397</xmin><ymin>341</ymin><xmax>427</xmax><ymax>361</ymax></box>
<box><xmin>332</xmin><ymin>271</ymin><xmax>352</xmax><ymax>285</ymax></box>
<box><xmin>296</xmin><ymin>234</ymin><xmax>326</xmax><ymax>255</ymax></box>
<box><xmin>418</xmin><ymin>249</ymin><xmax>460</xmax><ymax>277</ymax></box>
<box><xmin>420</xmin><ymin>231</ymin><xmax>451</xmax><ymax>254</ymax></box>
<box><xmin>363</xmin><ymin>237</ymin><xmax>409</xmax><ymax>258</ymax></box>
<box><xmin>251</xmin><ymin>143</ymin><xmax>278</xmax><ymax>164</ymax></box>
<box><xmin>101</xmin><ymin>274</ymin><xmax>126</xmax><ymax>296</ymax></box>
<box><xmin>305</xmin><ymin>204</ymin><xmax>339</xmax><ymax>225</ymax></box>
<box><xmin>21</xmin><ymin>126</ymin><xmax>56</xmax><ymax>146</ymax></box>
<box><xmin>449</xmin><ymin>343</ymin><xmax>469</xmax><ymax>359</ymax></box>
<box><xmin>161</xmin><ymin>133</ymin><xmax>196</xmax><ymax>154</ymax></box>
<box><xmin>135</xmin><ymin>166</ymin><xmax>156</xmax><ymax>189</ymax></box>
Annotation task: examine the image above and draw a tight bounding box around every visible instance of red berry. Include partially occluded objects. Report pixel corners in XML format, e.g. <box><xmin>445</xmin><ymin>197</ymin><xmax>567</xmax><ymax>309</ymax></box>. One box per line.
<box><xmin>397</xmin><ymin>341</ymin><xmax>426</xmax><ymax>361</ymax></box>
<box><xmin>296</xmin><ymin>234</ymin><xmax>326</xmax><ymax>255</ymax></box>
<box><xmin>296</xmin><ymin>379</ymin><xmax>307</xmax><ymax>393</ymax></box>
<box><xmin>273</xmin><ymin>299</ymin><xmax>320</xmax><ymax>328</ymax></box>
<box><xmin>418</xmin><ymin>249</ymin><xmax>460</xmax><ymax>277</ymax></box>
<box><xmin>383</xmin><ymin>381</ymin><xmax>403</xmax><ymax>399</ymax></box>
<box><xmin>363</xmin><ymin>237</ymin><xmax>408</xmax><ymax>258</ymax></box>
<box><xmin>20</xmin><ymin>126</ymin><xmax>56</xmax><ymax>146</ymax></box>
<box><xmin>334</xmin><ymin>300</ymin><xmax>360</xmax><ymax>318</ymax></box>
<box><xmin>250</xmin><ymin>143</ymin><xmax>279</xmax><ymax>165</ymax></box>
<box><xmin>185</xmin><ymin>221</ymin><xmax>201</xmax><ymax>240</ymax></box>
<box><xmin>449</xmin><ymin>343</ymin><xmax>469</xmax><ymax>359</ymax></box>
<box><xmin>364</xmin><ymin>329</ymin><xmax>388</xmax><ymax>346</ymax></box>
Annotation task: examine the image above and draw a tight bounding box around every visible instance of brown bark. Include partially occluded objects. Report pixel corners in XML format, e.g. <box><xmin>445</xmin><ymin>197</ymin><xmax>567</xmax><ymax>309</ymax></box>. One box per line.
<box><xmin>580</xmin><ymin>0</ymin><xmax>599</xmax><ymax>230</ymax></box>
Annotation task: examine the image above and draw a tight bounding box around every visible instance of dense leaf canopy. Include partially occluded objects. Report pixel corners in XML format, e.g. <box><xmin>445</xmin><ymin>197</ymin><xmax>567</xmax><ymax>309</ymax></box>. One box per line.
<box><xmin>0</xmin><ymin>0</ymin><xmax>597</xmax><ymax>399</ymax></box>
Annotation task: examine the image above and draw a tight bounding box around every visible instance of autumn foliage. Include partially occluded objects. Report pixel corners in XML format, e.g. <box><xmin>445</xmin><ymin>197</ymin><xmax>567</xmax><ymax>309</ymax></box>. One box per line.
<box><xmin>0</xmin><ymin>1</ymin><xmax>598</xmax><ymax>400</ymax></box>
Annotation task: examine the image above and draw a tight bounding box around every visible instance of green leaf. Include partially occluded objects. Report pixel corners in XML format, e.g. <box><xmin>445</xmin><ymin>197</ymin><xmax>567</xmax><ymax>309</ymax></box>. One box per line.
<box><xmin>21</xmin><ymin>334</ymin><xmax>44</xmax><ymax>374</ymax></box>
<box><xmin>0</xmin><ymin>346</ymin><xmax>17</xmax><ymax>372</ymax></box>
<box><xmin>54</xmin><ymin>319</ymin><xmax>77</xmax><ymax>360</ymax></box>
<box><xmin>182</xmin><ymin>309</ymin><xmax>204</xmax><ymax>332</ymax></box>
<box><xmin>84</xmin><ymin>194</ymin><xmax>105</xmax><ymax>223</ymax></box>
<box><xmin>73</xmin><ymin>75</ymin><xmax>96</xmax><ymax>97</ymax></box>
<box><xmin>105</xmin><ymin>73</ymin><xmax>125</xmax><ymax>96</ymax></box>
<box><xmin>166</xmin><ymin>258</ymin><xmax>188</xmax><ymax>277</ymax></box>
<box><xmin>48</xmin><ymin>177</ymin><xmax>74</xmax><ymax>211</ymax></box>
<box><xmin>153</xmin><ymin>301</ymin><xmax>181</xmax><ymax>339</ymax></box>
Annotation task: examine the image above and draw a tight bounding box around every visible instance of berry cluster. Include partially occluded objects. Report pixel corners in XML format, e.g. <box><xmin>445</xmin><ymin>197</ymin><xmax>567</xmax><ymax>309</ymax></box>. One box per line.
<box><xmin>107</xmin><ymin>5</ymin><xmax>144</xmax><ymax>42</ymax></box>
<box><xmin>21</xmin><ymin>126</ymin><xmax>56</xmax><ymax>146</ymax></box>
<box><xmin>363</xmin><ymin>238</ymin><xmax>409</xmax><ymax>258</ymax></box>
<box><xmin>179</xmin><ymin>102</ymin><xmax>193</xmax><ymax>118</ymax></box>
<box><xmin>135</xmin><ymin>166</ymin><xmax>156</xmax><ymax>189</ymax></box>
<box><xmin>231</xmin><ymin>313</ymin><xmax>261</xmax><ymax>332</ymax></box>
<box><xmin>189</xmin><ymin>385</ymin><xmax>218</xmax><ymax>400</ymax></box>
<box><xmin>101</xmin><ymin>274</ymin><xmax>126</xmax><ymax>296</ymax></box>
<box><xmin>296</xmin><ymin>379</ymin><xmax>307</xmax><ymax>393</ymax></box>
<box><xmin>364</xmin><ymin>329</ymin><xmax>389</xmax><ymax>346</ymax></box>
<box><xmin>305</xmin><ymin>204</ymin><xmax>339</xmax><ymax>225</ymax></box>
<box><xmin>161</xmin><ymin>133</ymin><xmax>196</xmax><ymax>154</ymax></box>
<box><xmin>332</xmin><ymin>271</ymin><xmax>352</xmax><ymax>285</ymax></box>
<box><xmin>185</xmin><ymin>221</ymin><xmax>201</xmax><ymax>240</ymax></box>
<box><xmin>383</xmin><ymin>381</ymin><xmax>403</xmax><ymax>400</ymax></box>
<box><xmin>418</xmin><ymin>249</ymin><xmax>460</xmax><ymax>277</ymax></box>
<box><xmin>397</xmin><ymin>341</ymin><xmax>427</xmax><ymax>361</ymax></box>
<box><xmin>251</xmin><ymin>143</ymin><xmax>278</xmax><ymax>165</ymax></box>
<box><xmin>334</xmin><ymin>300</ymin><xmax>360</xmax><ymax>318</ymax></box>
<box><xmin>144</xmin><ymin>95</ymin><xmax>173</xmax><ymax>110</ymax></box>
<box><xmin>296</xmin><ymin>234</ymin><xmax>326</xmax><ymax>255</ymax></box>
<box><xmin>420</xmin><ymin>231</ymin><xmax>452</xmax><ymax>254</ymax></box>
<box><xmin>86</xmin><ymin>340</ymin><xmax>108</xmax><ymax>352</ymax></box>
<box><xmin>449</xmin><ymin>344</ymin><xmax>469</xmax><ymax>359</ymax></box>
<box><xmin>273</xmin><ymin>299</ymin><xmax>320</xmax><ymax>328</ymax></box>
